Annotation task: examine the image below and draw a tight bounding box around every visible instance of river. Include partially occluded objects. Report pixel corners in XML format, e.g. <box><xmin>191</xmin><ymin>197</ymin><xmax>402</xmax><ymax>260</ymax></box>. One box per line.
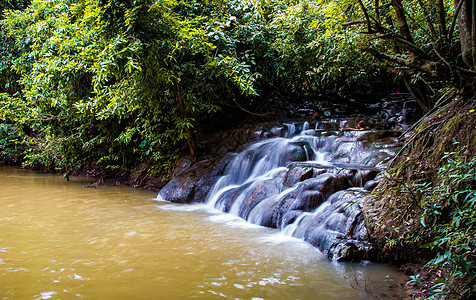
<box><xmin>0</xmin><ymin>166</ymin><xmax>409</xmax><ymax>299</ymax></box>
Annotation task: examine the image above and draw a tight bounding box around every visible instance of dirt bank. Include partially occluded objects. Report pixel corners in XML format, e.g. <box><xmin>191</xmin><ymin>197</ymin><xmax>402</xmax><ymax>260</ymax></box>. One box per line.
<box><xmin>364</xmin><ymin>93</ymin><xmax>476</xmax><ymax>299</ymax></box>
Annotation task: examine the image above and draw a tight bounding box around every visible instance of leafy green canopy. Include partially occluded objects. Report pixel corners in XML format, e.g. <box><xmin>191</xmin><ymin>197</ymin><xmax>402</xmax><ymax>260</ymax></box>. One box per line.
<box><xmin>265</xmin><ymin>0</ymin><xmax>384</xmax><ymax>96</ymax></box>
<box><xmin>1</xmin><ymin>0</ymin><xmax>471</xmax><ymax>175</ymax></box>
<box><xmin>0</xmin><ymin>0</ymin><xmax>260</xmax><ymax>174</ymax></box>
<box><xmin>0</xmin><ymin>0</ymin><xmax>31</xmax><ymax>14</ymax></box>
<box><xmin>0</xmin><ymin>0</ymin><xmax>388</xmax><ymax>175</ymax></box>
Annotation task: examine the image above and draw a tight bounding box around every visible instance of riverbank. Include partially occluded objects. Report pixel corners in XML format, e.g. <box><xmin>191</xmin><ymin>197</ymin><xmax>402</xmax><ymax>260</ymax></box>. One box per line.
<box><xmin>365</xmin><ymin>94</ymin><xmax>475</xmax><ymax>299</ymax></box>
<box><xmin>63</xmin><ymin>123</ymin><xmax>285</xmax><ymax>191</ymax></box>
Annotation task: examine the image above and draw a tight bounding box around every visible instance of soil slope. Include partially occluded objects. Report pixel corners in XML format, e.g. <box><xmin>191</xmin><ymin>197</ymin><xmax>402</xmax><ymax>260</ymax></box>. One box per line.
<box><xmin>364</xmin><ymin>92</ymin><xmax>476</xmax><ymax>299</ymax></box>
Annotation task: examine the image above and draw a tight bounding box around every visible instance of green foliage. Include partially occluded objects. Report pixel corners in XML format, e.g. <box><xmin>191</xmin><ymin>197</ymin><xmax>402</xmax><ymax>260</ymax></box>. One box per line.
<box><xmin>420</xmin><ymin>148</ymin><xmax>475</xmax><ymax>299</ymax></box>
<box><xmin>267</xmin><ymin>0</ymin><xmax>384</xmax><ymax>96</ymax></box>
<box><xmin>0</xmin><ymin>0</ymin><xmax>261</xmax><ymax>175</ymax></box>
<box><xmin>326</xmin><ymin>0</ymin><xmax>472</xmax><ymax>95</ymax></box>
<box><xmin>401</xmin><ymin>145</ymin><xmax>476</xmax><ymax>299</ymax></box>
<box><xmin>0</xmin><ymin>0</ymin><xmax>31</xmax><ymax>15</ymax></box>
<box><xmin>1</xmin><ymin>0</ymin><xmax>467</xmax><ymax>180</ymax></box>
<box><xmin>0</xmin><ymin>123</ymin><xmax>27</xmax><ymax>164</ymax></box>
<box><xmin>1</xmin><ymin>0</ymin><xmax>380</xmax><ymax>176</ymax></box>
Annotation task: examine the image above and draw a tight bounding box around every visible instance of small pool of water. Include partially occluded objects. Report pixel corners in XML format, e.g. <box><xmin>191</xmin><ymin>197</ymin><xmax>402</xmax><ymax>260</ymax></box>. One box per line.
<box><xmin>0</xmin><ymin>166</ymin><xmax>409</xmax><ymax>299</ymax></box>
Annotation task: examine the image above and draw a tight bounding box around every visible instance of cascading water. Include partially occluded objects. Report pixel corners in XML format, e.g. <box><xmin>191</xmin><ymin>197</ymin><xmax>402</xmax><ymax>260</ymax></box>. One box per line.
<box><xmin>202</xmin><ymin>120</ymin><xmax>401</xmax><ymax>260</ymax></box>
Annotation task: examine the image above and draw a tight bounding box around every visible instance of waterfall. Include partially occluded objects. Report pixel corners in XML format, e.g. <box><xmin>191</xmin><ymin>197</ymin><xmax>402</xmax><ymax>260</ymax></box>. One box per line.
<box><xmin>204</xmin><ymin>121</ymin><xmax>399</xmax><ymax>260</ymax></box>
<box><xmin>157</xmin><ymin>120</ymin><xmax>402</xmax><ymax>260</ymax></box>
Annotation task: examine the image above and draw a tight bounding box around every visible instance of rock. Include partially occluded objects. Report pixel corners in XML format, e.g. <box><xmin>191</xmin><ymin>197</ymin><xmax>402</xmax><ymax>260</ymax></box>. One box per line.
<box><xmin>289</xmin><ymin>189</ymin><xmax>371</xmax><ymax>259</ymax></box>
<box><xmin>328</xmin><ymin>240</ymin><xmax>374</xmax><ymax>261</ymax></box>
<box><xmin>247</xmin><ymin>196</ymin><xmax>282</xmax><ymax>227</ymax></box>
<box><xmin>213</xmin><ymin>181</ymin><xmax>253</xmax><ymax>212</ymax></box>
<box><xmin>273</xmin><ymin>188</ymin><xmax>325</xmax><ymax>229</ymax></box>
<box><xmin>234</xmin><ymin>171</ymin><xmax>284</xmax><ymax>219</ymax></box>
<box><xmin>350</xmin><ymin>169</ymin><xmax>379</xmax><ymax>187</ymax></box>
<box><xmin>310</xmin><ymin>173</ymin><xmax>352</xmax><ymax>197</ymax></box>
<box><xmin>172</xmin><ymin>156</ymin><xmax>194</xmax><ymax>177</ymax></box>
<box><xmin>280</xmin><ymin>210</ymin><xmax>304</xmax><ymax>228</ymax></box>
<box><xmin>282</xmin><ymin>165</ymin><xmax>325</xmax><ymax>188</ymax></box>
<box><xmin>286</xmin><ymin>141</ymin><xmax>313</xmax><ymax>162</ymax></box>
<box><xmin>363</xmin><ymin>173</ymin><xmax>385</xmax><ymax>191</ymax></box>
<box><xmin>364</xmin><ymin>179</ymin><xmax>380</xmax><ymax>191</ymax></box>
<box><xmin>213</xmin><ymin>170</ymin><xmax>284</xmax><ymax>218</ymax></box>
<box><xmin>157</xmin><ymin>154</ymin><xmax>233</xmax><ymax>203</ymax></box>
<box><xmin>356</xmin><ymin>130</ymin><xmax>399</xmax><ymax>142</ymax></box>
<box><xmin>268</xmin><ymin>173</ymin><xmax>353</xmax><ymax>229</ymax></box>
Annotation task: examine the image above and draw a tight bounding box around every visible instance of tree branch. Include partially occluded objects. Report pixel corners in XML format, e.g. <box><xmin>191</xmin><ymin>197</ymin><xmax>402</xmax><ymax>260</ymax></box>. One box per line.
<box><xmin>366</xmin><ymin>48</ymin><xmax>409</xmax><ymax>65</ymax></box>
<box><xmin>437</xmin><ymin>0</ymin><xmax>448</xmax><ymax>38</ymax></box>
<box><xmin>391</xmin><ymin>0</ymin><xmax>415</xmax><ymax>44</ymax></box>
<box><xmin>457</xmin><ymin>66</ymin><xmax>476</xmax><ymax>77</ymax></box>
<box><xmin>366</xmin><ymin>47</ymin><xmax>439</xmax><ymax>76</ymax></box>
<box><xmin>432</xmin><ymin>42</ymin><xmax>454</xmax><ymax>78</ymax></box>
<box><xmin>356</xmin><ymin>0</ymin><xmax>375</xmax><ymax>33</ymax></box>
<box><xmin>448</xmin><ymin>0</ymin><xmax>466</xmax><ymax>42</ymax></box>
<box><xmin>375</xmin><ymin>0</ymin><xmax>380</xmax><ymax>25</ymax></box>
<box><xmin>226</xmin><ymin>85</ymin><xmax>269</xmax><ymax>117</ymax></box>
<box><xmin>342</xmin><ymin>20</ymin><xmax>368</xmax><ymax>27</ymax></box>
<box><xmin>377</xmin><ymin>34</ymin><xmax>431</xmax><ymax>59</ymax></box>
<box><xmin>403</xmin><ymin>76</ymin><xmax>430</xmax><ymax>112</ymax></box>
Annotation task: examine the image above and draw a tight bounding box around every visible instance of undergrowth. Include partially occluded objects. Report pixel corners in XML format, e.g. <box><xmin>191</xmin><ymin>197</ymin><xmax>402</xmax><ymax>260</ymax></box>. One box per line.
<box><xmin>403</xmin><ymin>145</ymin><xmax>475</xmax><ymax>299</ymax></box>
<box><xmin>0</xmin><ymin>123</ymin><xmax>27</xmax><ymax>164</ymax></box>
<box><xmin>365</xmin><ymin>96</ymin><xmax>475</xmax><ymax>299</ymax></box>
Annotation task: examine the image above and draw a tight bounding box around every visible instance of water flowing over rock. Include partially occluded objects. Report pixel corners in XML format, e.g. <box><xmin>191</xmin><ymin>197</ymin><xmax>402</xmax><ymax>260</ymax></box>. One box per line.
<box><xmin>158</xmin><ymin>120</ymin><xmax>402</xmax><ymax>260</ymax></box>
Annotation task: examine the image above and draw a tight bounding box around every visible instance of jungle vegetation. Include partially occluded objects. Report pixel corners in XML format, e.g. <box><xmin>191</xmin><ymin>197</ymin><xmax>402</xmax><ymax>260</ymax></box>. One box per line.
<box><xmin>1</xmin><ymin>0</ymin><xmax>473</xmax><ymax>175</ymax></box>
<box><xmin>0</xmin><ymin>1</ymin><xmax>475</xmax><ymax>298</ymax></box>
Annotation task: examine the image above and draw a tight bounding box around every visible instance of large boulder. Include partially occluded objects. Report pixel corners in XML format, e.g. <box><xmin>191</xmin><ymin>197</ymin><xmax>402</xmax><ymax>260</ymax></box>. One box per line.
<box><xmin>246</xmin><ymin>173</ymin><xmax>354</xmax><ymax>229</ymax></box>
<box><xmin>275</xmin><ymin>173</ymin><xmax>352</xmax><ymax>228</ymax></box>
<box><xmin>157</xmin><ymin>154</ymin><xmax>233</xmax><ymax>203</ymax></box>
<box><xmin>234</xmin><ymin>171</ymin><xmax>285</xmax><ymax>219</ymax></box>
<box><xmin>247</xmin><ymin>196</ymin><xmax>282</xmax><ymax>227</ymax></box>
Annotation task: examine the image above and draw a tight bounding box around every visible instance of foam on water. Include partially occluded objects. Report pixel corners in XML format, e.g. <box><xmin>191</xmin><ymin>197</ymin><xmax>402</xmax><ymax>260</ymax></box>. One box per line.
<box><xmin>205</xmin><ymin>213</ymin><xmax>265</xmax><ymax>230</ymax></box>
<box><xmin>156</xmin><ymin>202</ymin><xmax>210</xmax><ymax>213</ymax></box>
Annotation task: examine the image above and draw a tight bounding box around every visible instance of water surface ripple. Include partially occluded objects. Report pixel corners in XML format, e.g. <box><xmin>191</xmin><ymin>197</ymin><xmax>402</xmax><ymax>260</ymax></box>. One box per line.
<box><xmin>0</xmin><ymin>166</ymin><xmax>408</xmax><ymax>299</ymax></box>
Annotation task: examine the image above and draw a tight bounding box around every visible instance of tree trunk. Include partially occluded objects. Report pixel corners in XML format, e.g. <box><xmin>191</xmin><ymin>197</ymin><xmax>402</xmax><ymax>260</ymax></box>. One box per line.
<box><xmin>391</xmin><ymin>0</ymin><xmax>415</xmax><ymax>44</ymax></box>
<box><xmin>437</xmin><ymin>0</ymin><xmax>448</xmax><ymax>38</ymax></box>
<box><xmin>472</xmin><ymin>0</ymin><xmax>476</xmax><ymax>68</ymax></box>
<box><xmin>454</xmin><ymin>0</ymin><xmax>475</xmax><ymax>69</ymax></box>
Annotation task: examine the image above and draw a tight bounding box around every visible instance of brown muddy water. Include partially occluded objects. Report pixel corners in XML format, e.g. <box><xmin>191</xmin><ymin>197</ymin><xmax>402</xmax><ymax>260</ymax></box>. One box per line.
<box><xmin>0</xmin><ymin>166</ymin><xmax>409</xmax><ymax>299</ymax></box>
